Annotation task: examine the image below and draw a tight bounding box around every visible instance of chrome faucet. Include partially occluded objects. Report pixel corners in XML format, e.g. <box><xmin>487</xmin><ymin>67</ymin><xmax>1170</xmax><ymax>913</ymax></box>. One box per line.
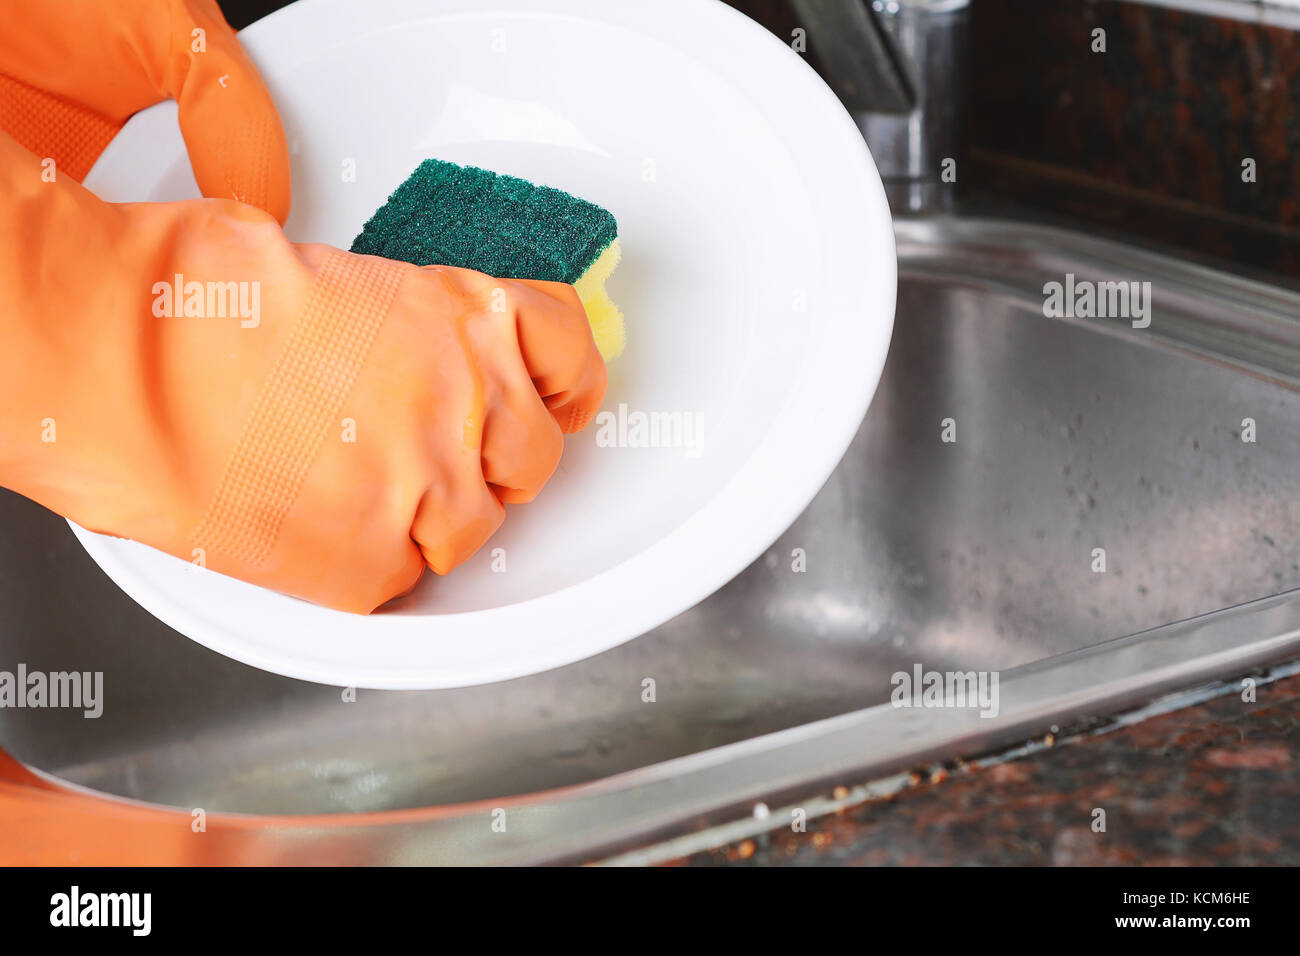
<box><xmin>791</xmin><ymin>0</ymin><xmax>970</xmax><ymax>213</ymax></box>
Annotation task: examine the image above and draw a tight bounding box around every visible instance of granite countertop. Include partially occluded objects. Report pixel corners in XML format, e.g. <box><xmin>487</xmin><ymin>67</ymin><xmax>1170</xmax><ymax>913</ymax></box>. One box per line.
<box><xmin>669</xmin><ymin>667</ymin><xmax>1300</xmax><ymax>866</ymax></box>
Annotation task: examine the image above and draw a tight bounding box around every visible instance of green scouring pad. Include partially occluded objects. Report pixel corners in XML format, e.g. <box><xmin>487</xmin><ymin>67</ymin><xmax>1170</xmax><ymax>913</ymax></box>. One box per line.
<box><xmin>350</xmin><ymin>158</ymin><xmax>624</xmax><ymax>359</ymax></box>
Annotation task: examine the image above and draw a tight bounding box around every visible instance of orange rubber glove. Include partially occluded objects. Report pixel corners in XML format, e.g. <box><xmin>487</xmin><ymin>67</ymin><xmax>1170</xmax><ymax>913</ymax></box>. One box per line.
<box><xmin>0</xmin><ymin>0</ymin><xmax>607</xmax><ymax>613</ymax></box>
<box><xmin>0</xmin><ymin>131</ymin><xmax>606</xmax><ymax>612</ymax></box>
<box><xmin>0</xmin><ymin>0</ymin><xmax>291</xmax><ymax>223</ymax></box>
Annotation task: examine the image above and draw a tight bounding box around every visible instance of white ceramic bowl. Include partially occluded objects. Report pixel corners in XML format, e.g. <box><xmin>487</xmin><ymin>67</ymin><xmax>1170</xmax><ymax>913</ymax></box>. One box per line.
<box><xmin>75</xmin><ymin>0</ymin><xmax>896</xmax><ymax>688</ymax></box>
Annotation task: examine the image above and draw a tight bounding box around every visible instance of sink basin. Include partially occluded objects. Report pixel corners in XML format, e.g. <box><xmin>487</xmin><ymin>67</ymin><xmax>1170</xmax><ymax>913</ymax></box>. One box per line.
<box><xmin>5</xmin><ymin>217</ymin><xmax>1300</xmax><ymax>862</ymax></box>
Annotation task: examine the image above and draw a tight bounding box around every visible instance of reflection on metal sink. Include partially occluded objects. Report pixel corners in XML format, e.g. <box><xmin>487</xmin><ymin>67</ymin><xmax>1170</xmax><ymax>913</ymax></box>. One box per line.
<box><xmin>4</xmin><ymin>217</ymin><xmax>1300</xmax><ymax>862</ymax></box>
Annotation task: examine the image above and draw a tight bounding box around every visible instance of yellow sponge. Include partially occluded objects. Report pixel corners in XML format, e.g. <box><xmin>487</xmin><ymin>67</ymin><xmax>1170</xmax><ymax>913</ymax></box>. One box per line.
<box><xmin>571</xmin><ymin>238</ymin><xmax>624</xmax><ymax>360</ymax></box>
<box><xmin>351</xmin><ymin>159</ymin><xmax>625</xmax><ymax>360</ymax></box>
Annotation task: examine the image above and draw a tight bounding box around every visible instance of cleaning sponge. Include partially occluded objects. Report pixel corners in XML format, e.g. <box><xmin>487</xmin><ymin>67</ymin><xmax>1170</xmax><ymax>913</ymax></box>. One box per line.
<box><xmin>351</xmin><ymin>159</ymin><xmax>624</xmax><ymax>359</ymax></box>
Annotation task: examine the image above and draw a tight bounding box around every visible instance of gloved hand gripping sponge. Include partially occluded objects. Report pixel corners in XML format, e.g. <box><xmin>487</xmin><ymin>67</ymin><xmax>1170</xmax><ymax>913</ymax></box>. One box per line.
<box><xmin>351</xmin><ymin>159</ymin><xmax>624</xmax><ymax>360</ymax></box>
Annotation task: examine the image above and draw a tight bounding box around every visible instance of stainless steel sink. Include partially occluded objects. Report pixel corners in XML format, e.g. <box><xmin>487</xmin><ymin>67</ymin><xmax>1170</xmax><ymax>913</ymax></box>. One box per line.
<box><xmin>5</xmin><ymin>217</ymin><xmax>1300</xmax><ymax>863</ymax></box>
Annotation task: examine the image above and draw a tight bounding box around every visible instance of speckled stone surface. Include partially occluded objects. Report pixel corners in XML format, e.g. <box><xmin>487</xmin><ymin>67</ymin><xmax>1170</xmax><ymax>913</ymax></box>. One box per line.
<box><xmin>966</xmin><ymin>0</ymin><xmax>1300</xmax><ymax>278</ymax></box>
<box><xmin>677</xmin><ymin>670</ymin><xmax>1300</xmax><ymax>866</ymax></box>
<box><xmin>721</xmin><ymin>0</ymin><xmax>1300</xmax><ymax>278</ymax></box>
